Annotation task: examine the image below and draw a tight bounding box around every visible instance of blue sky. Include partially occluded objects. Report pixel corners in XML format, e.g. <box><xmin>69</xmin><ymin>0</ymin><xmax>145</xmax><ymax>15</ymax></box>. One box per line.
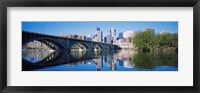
<box><xmin>22</xmin><ymin>22</ymin><xmax>178</xmax><ymax>37</ymax></box>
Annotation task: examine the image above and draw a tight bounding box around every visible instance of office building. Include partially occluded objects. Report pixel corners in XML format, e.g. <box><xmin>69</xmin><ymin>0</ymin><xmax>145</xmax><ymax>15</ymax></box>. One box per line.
<box><xmin>111</xmin><ymin>27</ymin><xmax>116</xmax><ymax>38</ymax></box>
<box><xmin>118</xmin><ymin>32</ymin><xmax>124</xmax><ymax>39</ymax></box>
<box><xmin>104</xmin><ymin>37</ymin><xmax>107</xmax><ymax>43</ymax></box>
<box><xmin>112</xmin><ymin>36</ymin><xmax>118</xmax><ymax>44</ymax></box>
<box><xmin>86</xmin><ymin>35</ymin><xmax>92</xmax><ymax>41</ymax></box>
<box><xmin>96</xmin><ymin>27</ymin><xmax>103</xmax><ymax>42</ymax></box>
<box><xmin>106</xmin><ymin>30</ymin><xmax>112</xmax><ymax>44</ymax></box>
<box><xmin>123</xmin><ymin>30</ymin><xmax>134</xmax><ymax>38</ymax></box>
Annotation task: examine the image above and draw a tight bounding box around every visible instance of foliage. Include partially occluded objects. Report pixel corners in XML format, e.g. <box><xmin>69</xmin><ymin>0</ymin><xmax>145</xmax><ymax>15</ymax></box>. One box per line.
<box><xmin>132</xmin><ymin>31</ymin><xmax>178</xmax><ymax>52</ymax></box>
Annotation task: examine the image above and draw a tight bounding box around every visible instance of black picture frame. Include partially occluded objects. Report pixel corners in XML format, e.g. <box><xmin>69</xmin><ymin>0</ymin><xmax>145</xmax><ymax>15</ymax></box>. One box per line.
<box><xmin>0</xmin><ymin>0</ymin><xmax>200</xmax><ymax>93</ymax></box>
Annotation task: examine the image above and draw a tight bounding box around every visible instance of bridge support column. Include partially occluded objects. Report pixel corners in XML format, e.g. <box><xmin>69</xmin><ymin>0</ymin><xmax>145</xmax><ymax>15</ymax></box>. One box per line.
<box><xmin>102</xmin><ymin>44</ymin><xmax>106</xmax><ymax>50</ymax></box>
<box><xmin>111</xmin><ymin>45</ymin><xmax>114</xmax><ymax>50</ymax></box>
<box><xmin>65</xmin><ymin>48</ymin><xmax>70</xmax><ymax>52</ymax></box>
<box><xmin>89</xmin><ymin>42</ymin><xmax>94</xmax><ymax>51</ymax></box>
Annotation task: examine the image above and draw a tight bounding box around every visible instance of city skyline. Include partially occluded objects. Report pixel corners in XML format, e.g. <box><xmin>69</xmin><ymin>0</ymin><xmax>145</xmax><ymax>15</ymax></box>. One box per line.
<box><xmin>22</xmin><ymin>21</ymin><xmax>178</xmax><ymax>71</ymax></box>
<box><xmin>22</xmin><ymin>22</ymin><xmax>178</xmax><ymax>37</ymax></box>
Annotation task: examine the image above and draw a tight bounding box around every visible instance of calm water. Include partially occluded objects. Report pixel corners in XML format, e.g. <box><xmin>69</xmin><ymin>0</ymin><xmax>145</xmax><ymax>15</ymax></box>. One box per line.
<box><xmin>22</xmin><ymin>50</ymin><xmax>178</xmax><ymax>71</ymax></box>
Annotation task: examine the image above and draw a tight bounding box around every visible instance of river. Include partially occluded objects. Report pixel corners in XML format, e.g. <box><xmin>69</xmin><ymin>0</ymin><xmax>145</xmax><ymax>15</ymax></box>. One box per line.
<box><xmin>22</xmin><ymin>49</ymin><xmax>178</xmax><ymax>71</ymax></box>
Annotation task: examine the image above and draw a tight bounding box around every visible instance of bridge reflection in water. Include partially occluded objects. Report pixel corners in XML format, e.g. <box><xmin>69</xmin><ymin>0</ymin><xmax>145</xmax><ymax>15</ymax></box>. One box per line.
<box><xmin>22</xmin><ymin>49</ymin><xmax>178</xmax><ymax>71</ymax></box>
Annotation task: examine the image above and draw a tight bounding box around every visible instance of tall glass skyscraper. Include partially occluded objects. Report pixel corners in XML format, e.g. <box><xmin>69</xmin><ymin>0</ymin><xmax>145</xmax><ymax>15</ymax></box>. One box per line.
<box><xmin>111</xmin><ymin>27</ymin><xmax>116</xmax><ymax>38</ymax></box>
<box><xmin>96</xmin><ymin>27</ymin><xmax>103</xmax><ymax>42</ymax></box>
<box><xmin>107</xmin><ymin>31</ymin><xmax>111</xmax><ymax>44</ymax></box>
<box><xmin>118</xmin><ymin>32</ymin><xmax>124</xmax><ymax>39</ymax></box>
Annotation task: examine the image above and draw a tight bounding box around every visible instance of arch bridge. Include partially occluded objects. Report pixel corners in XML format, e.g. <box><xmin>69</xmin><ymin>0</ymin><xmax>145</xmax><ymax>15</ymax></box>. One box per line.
<box><xmin>22</xmin><ymin>31</ymin><xmax>121</xmax><ymax>51</ymax></box>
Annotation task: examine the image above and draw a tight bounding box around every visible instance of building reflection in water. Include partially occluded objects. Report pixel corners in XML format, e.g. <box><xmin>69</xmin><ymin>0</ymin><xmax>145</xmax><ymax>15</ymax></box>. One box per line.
<box><xmin>93</xmin><ymin>58</ymin><xmax>102</xmax><ymax>71</ymax></box>
<box><xmin>22</xmin><ymin>50</ymin><xmax>55</xmax><ymax>63</ymax></box>
<box><xmin>111</xmin><ymin>59</ymin><xmax>116</xmax><ymax>71</ymax></box>
<box><xmin>22</xmin><ymin>49</ymin><xmax>178</xmax><ymax>71</ymax></box>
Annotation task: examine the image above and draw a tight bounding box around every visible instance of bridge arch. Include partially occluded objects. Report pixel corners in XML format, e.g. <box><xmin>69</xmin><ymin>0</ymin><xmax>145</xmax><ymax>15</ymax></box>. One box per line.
<box><xmin>70</xmin><ymin>42</ymin><xmax>89</xmax><ymax>50</ymax></box>
<box><xmin>22</xmin><ymin>38</ymin><xmax>66</xmax><ymax>50</ymax></box>
<box><xmin>106</xmin><ymin>45</ymin><xmax>112</xmax><ymax>50</ymax></box>
<box><xmin>94</xmin><ymin>44</ymin><xmax>103</xmax><ymax>50</ymax></box>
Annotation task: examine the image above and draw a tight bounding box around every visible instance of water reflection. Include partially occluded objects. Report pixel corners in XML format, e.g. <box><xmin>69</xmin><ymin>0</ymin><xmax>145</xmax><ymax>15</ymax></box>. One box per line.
<box><xmin>131</xmin><ymin>52</ymin><xmax>178</xmax><ymax>71</ymax></box>
<box><xmin>22</xmin><ymin>50</ymin><xmax>55</xmax><ymax>63</ymax></box>
<box><xmin>22</xmin><ymin>50</ymin><xmax>178</xmax><ymax>71</ymax></box>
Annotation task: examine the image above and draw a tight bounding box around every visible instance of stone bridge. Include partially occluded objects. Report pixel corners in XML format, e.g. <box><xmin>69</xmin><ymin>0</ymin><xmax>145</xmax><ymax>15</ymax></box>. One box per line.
<box><xmin>22</xmin><ymin>31</ymin><xmax>121</xmax><ymax>51</ymax></box>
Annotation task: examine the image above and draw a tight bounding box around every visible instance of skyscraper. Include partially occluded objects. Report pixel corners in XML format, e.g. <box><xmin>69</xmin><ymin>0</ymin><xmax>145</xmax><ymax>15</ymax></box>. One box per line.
<box><xmin>104</xmin><ymin>37</ymin><xmax>107</xmax><ymax>43</ymax></box>
<box><xmin>118</xmin><ymin>32</ymin><xmax>124</xmax><ymax>39</ymax></box>
<box><xmin>96</xmin><ymin>27</ymin><xmax>103</xmax><ymax>42</ymax></box>
<box><xmin>112</xmin><ymin>36</ymin><xmax>118</xmax><ymax>44</ymax></box>
<box><xmin>107</xmin><ymin>30</ymin><xmax>111</xmax><ymax>44</ymax></box>
<box><xmin>92</xmin><ymin>34</ymin><xmax>97</xmax><ymax>42</ymax></box>
<box><xmin>111</xmin><ymin>27</ymin><xmax>116</xmax><ymax>38</ymax></box>
<box><xmin>111</xmin><ymin>28</ymin><xmax>116</xmax><ymax>44</ymax></box>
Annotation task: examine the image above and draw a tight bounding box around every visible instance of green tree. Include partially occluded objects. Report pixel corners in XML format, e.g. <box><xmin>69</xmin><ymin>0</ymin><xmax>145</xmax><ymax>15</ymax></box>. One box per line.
<box><xmin>158</xmin><ymin>33</ymin><xmax>178</xmax><ymax>50</ymax></box>
<box><xmin>132</xmin><ymin>31</ymin><xmax>156</xmax><ymax>51</ymax></box>
<box><xmin>132</xmin><ymin>31</ymin><xmax>178</xmax><ymax>52</ymax></box>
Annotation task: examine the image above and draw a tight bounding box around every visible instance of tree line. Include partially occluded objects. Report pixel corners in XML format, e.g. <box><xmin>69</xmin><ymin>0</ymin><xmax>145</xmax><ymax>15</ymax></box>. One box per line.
<box><xmin>132</xmin><ymin>31</ymin><xmax>178</xmax><ymax>52</ymax></box>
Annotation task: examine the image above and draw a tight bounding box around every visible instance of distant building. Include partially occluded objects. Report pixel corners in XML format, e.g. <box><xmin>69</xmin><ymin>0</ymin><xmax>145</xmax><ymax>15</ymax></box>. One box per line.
<box><xmin>92</xmin><ymin>34</ymin><xmax>97</xmax><ymax>42</ymax></box>
<box><xmin>117</xmin><ymin>38</ymin><xmax>125</xmax><ymax>44</ymax></box>
<box><xmin>144</xmin><ymin>28</ymin><xmax>155</xmax><ymax>34</ymax></box>
<box><xmin>160</xmin><ymin>31</ymin><xmax>170</xmax><ymax>35</ymax></box>
<box><xmin>123</xmin><ymin>30</ymin><xmax>134</xmax><ymax>38</ymax></box>
<box><xmin>60</xmin><ymin>35</ymin><xmax>67</xmax><ymax>38</ymax></box>
<box><xmin>116</xmin><ymin>30</ymin><xmax>137</xmax><ymax>49</ymax></box>
<box><xmin>106</xmin><ymin>31</ymin><xmax>112</xmax><ymax>44</ymax></box>
<box><xmin>86</xmin><ymin>35</ymin><xmax>92</xmax><ymax>41</ymax></box>
<box><xmin>24</xmin><ymin>40</ymin><xmax>50</xmax><ymax>49</ymax></box>
<box><xmin>97</xmin><ymin>27</ymin><xmax>100</xmax><ymax>31</ymax></box>
<box><xmin>110</xmin><ymin>28</ymin><xmax>117</xmax><ymax>44</ymax></box>
<box><xmin>111</xmin><ymin>27</ymin><xmax>116</xmax><ymax>38</ymax></box>
<box><xmin>79</xmin><ymin>36</ymin><xmax>86</xmax><ymax>40</ymax></box>
<box><xmin>112</xmin><ymin>36</ymin><xmax>118</xmax><ymax>44</ymax></box>
<box><xmin>96</xmin><ymin>27</ymin><xmax>103</xmax><ymax>42</ymax></box>
<box><xmin>118</xmin><ymin>32</ymin><xmax>124</xmax><ymax>39</ymax></box>
<box><xmin>125</xmin><ymin>37</ymin><xmax>132</xmax><ymax>43</ymax></box>
<box><xmin>104</xmin><ymin>37</ymin><xmax>107</xmax><ymax>43</ymax></box>
<box><xmin>67</xmin><ymin>34</ymin><xmax>78</xmax><ymax>39</ymax></box>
